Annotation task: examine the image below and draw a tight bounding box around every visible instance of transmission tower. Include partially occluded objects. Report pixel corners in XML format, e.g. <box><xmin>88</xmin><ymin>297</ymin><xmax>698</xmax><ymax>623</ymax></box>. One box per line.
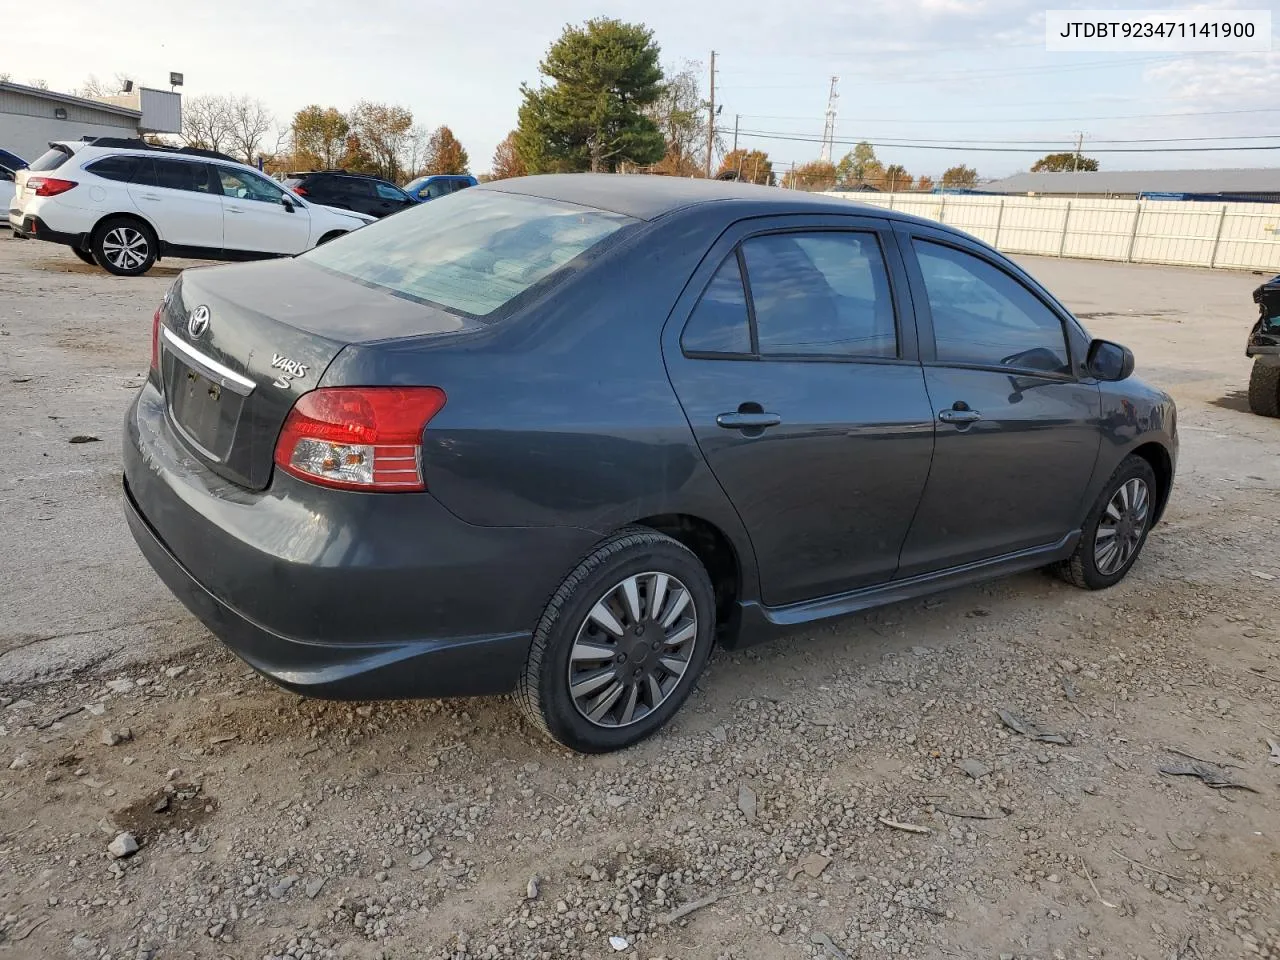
<box><xmin>820</xmin><ymin>76</ymin><xmax>839</xmax><ymax>163</ymax></box>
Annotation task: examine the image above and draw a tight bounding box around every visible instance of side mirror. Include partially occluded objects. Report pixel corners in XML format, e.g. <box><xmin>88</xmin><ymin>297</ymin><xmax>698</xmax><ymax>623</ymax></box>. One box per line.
<box><xmin>281</xmin><ymin>196</ymin><xmax>296</xmax><ymax>212</ymax></box>
<box><xmin>1087</xmin><ymin>339</ymin><xmax>1135</xmax><ymax>381</ymax></box>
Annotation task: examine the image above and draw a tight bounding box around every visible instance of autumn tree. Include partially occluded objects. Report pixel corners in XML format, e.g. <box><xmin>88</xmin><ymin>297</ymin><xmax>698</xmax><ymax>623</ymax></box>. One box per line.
<box><xmin>941</xmin><ymin>164</ymin><xmax>979</xmax><ymax>188</ymax></box>
<box><xmin>836</xmin><ymin>141</ymin><xmax>880</xmax><ymax>186</ymax></box>
<box><xmin>291</xmin><ymin>105</ymin><xmax>350</xmax><ymax>169</ymax></box>
<box><xmin>916</xmin><ymin>175</ymin><xmax>935</xmax><ymax>193</ymax></box>
<box><xmin>786</xmin><ymin>160</ymin><xmax>837</xmax><ymax>191</ymax></box>
<box><xmin>716</xmin><ymin>149</ymin><xmax>774</xmax><ymax>185</ymax></box>
<box><xmin>349</xmin><ymin>101</ymin><xmax>414</xmax><ymax>181</ymax></box>
<box><xmin>1031</xmin><ymin>152</ymin><xmax>1099</xmax><ymax>172</ymax></box>
<box><xmin>516</xmin><ymin>18</ymin><xmax>665</xmax><ymax>174</ymax></box>
<box><xmin>879</xmin><ymin>164</ymin><xmax>912</xmax><ymax>191</ymax></box>
<box><xmin>181</xmin><ymin>95</ymin><xmax>235</xmax><ymax>153</ymax></box>
<box><xmin>491</xmin><ymin>131</ymin><xmax>526</xmax><ymax>180</ymax></box>
<box><xmin>426</xmin><ymin>126</ymin><xmax>469</xmax><ymax>175</ymax></box>
<box><xmin>648</xmin><ymin>60</ymin><xmax>706</xmax><ymax>176</ymax></box>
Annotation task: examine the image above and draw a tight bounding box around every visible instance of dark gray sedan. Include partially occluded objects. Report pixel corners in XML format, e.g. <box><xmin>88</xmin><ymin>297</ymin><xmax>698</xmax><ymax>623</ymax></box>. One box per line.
<box><xmin>124</xmin><ymin>175</ymin><xmax>1177</xmax><ymax>752</ymax></box>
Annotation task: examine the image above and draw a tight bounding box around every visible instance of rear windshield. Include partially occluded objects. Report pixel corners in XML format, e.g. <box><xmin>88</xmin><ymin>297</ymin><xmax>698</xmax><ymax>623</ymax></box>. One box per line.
<box><xmin>302</xmin><ymin>189</ymin><xmax>635</xmax><ymax>318</ymax></box>
<box><xmin>28</xmin><ymin>146</ymin><xmax>72</xmax><ymax>172</ymax></box>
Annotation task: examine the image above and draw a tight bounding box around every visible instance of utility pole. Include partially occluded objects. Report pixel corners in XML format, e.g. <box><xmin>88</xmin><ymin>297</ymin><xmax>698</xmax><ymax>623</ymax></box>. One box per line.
<box><xmin>820</xmin><ymin>76</ymin><xmax>839</xmax><ymax>164</ymax></box>
<box><xmin>1072</xmin><ymin>131</ymin><xmax>1084</xmax><ymax>172</ymax></box>
<box><xmin>732</xmin><ymin>113</ymin><xmax>739</xmax><ymax>155</ymax></box>
<box><xmin>705</xmin><ymin>51</ymin><xmax>716</xmax><ymax>178</ymax></box>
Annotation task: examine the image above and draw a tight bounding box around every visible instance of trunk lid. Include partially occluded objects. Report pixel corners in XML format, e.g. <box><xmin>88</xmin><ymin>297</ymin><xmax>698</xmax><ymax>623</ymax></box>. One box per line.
<box><xmin>159</xmin><ymin>257</ymin><xmax>473</xmax><ymax>490</ymax></box>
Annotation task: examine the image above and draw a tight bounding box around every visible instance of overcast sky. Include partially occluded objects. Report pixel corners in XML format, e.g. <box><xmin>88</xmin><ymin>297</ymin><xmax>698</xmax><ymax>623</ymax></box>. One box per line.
<box><xmin>4</xmin><ymin>0</ymin><xmax>1276</xmax><ymax>180</ymax></box>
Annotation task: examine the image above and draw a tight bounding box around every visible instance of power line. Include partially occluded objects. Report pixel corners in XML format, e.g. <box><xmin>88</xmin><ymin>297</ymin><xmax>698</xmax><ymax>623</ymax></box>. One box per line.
<box><xmin>735</xmin><ymin>131</ymin><xmax>1280</xmax><ymax>154</ymax></box>
<box><xmin>733</xmin><ymin>128</ymin><xmax>1280</xmax><ymax>146</ymax></box>
<box><xmin>732</xmin><ymin>107</ymin><xmax>1280</xmax><ymax>125</ymax></box>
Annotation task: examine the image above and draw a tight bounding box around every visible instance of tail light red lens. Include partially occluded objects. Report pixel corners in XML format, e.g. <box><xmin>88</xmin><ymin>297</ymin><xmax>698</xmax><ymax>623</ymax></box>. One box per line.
<box><xmin>292</xmin><ymin>185</ymin><xmax>308</xmax><ymax>195</ymax></box>
<box><xmin>274</xmin><ymin>387</ymin><xmax>447</xmax><ymax>492</ymax></box>
<box><xmin>150</xmin><ymin>307</ymin><xmax>162</xmax><ymax>372</ymax></box>
<box><xmin>27</xmin><ymin>177</ymin><xmax>78</xmax><ymax>197</ymax></box>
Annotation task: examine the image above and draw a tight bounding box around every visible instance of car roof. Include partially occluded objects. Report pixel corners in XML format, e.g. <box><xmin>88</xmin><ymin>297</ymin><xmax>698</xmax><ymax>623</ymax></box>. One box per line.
<box><xmin>480</xmin><ymin>173</ymin><xmax>897</xmax><ymax>223</ymax></box>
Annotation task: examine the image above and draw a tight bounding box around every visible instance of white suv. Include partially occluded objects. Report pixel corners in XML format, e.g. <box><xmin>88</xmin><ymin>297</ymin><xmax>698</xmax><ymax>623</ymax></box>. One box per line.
<box><xmin>9</xmin><ymin>138</ymin><xmax>374</xmax><ymax>276</ymax></box>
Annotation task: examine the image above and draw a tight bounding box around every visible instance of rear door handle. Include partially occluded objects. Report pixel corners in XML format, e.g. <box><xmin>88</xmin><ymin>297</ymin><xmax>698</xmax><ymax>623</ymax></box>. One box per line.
<box><xmin>138</xmin><ymin>193</ymin><xmax>161</xmax><ymax>201</ymax></box>
<box><xmin>716</xmin><ymin>411</ymin><xmax>782</xmax><ymax>430</ymax></box>
<box><xmin>938</xmin><ymin>408</ymin><xmax>982</xmax><ymax>424</ymax></box>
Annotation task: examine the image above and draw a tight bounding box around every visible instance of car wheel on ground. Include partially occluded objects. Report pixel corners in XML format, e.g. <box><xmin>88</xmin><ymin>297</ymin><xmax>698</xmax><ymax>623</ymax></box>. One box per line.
<box><xmin>92</xmin><ymin>217</ymin><xmax>157</xmax><ymax>276</ymax></box>
<box><xmin>518</xmin><ymin>528</ymin><xmax>716</xmax><ymax>752</ymax></box>
<box><xmin>1247</xmin><ymin>359</ymin><xmax>1280</xmax><ymax>417</ymax></box>
<box><xmin>71</xmin><ymin>247</ymin><xmax>96</xmax><ymax>265</ymax></box>
<box><xmin>1057</xmin><ymin>455</ymin><xmax>1157</xmax><ymax>590</ymax></box>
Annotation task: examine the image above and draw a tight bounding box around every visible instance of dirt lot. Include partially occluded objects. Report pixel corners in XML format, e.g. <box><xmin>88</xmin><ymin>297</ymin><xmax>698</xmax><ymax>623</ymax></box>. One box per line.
<box><xmin>1</xmin><ymin>236</ymin><xmax>1277</xmax><ymax>960</ymax></box>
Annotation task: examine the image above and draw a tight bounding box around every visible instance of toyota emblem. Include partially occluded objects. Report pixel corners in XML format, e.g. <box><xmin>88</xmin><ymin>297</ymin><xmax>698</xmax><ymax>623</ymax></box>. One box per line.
<box><xmin>187</xmin><ymin>305</ymin><xmax>211</xmax><ymax>339</ymax></box>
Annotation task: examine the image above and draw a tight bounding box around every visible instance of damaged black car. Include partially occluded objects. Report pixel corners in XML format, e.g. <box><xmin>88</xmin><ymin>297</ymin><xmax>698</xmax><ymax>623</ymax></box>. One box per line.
<box><xmin>1248</xmin><ymin>274</ymin><xmax>1280</xmax><ymax>417</ymax></box>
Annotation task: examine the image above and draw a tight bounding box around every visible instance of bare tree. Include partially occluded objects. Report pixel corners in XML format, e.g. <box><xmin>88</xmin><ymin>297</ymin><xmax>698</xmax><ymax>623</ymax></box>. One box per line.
<box><xmin>227</xmin><ymin>96</ymin><xmax>274</xmax><ymax>164</ymax></box>
<box><xmin>76</xmin><ymin>73</ymin><xmax>135</xmax><ymax>99</ymax></box>
<box><xmin>401</xmin><ymin>124</ymin><xmax>431</xmax><ymax>178</ymax></box>
<box><xmin>28</xmin><ymin>78</ymin><xmax>49</xmax><ymax>90</ymax></box>
<box><xmin>181</xmin><ymin>95</ymin><xmax>235</xmax><ymax>153</ymax></box>
<box><xmin>0</xmin><ymin>72</ymin><xmax>11</xmax><ymax>83</ymax></box>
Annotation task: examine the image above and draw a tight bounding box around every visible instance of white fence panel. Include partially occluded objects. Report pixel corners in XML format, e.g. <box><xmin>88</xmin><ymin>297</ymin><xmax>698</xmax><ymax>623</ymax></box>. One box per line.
<box><xmin>826</xmin><ymin>191</ymin><xmax>1280</xmax><ymax>271</ymax></box>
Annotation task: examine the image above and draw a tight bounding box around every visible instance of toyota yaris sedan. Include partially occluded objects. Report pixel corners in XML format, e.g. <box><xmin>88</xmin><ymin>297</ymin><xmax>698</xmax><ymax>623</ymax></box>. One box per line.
<box><xmin>124</xmin><ymin>175</ymin><xmax>1177</xmax><ymax>753</ymax></box>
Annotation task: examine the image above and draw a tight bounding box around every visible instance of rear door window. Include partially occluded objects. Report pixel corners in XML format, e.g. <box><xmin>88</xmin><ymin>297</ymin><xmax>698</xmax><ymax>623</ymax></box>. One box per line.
<box><xmin>740</xmin><ymin>232</ymin><xmax>898</xmax><ymax>359</ymax></box>
<box><xmin>154</xmin><ymin>159</ymin><xmax>214</xmax><ymax>194</ymax></box>
<box><xmin>681</xmin><ymin>254</ymin><xmax>753</xmax><ymax>356</ymax></box>
<box><xmin>424</xmin><ymin>179</ymin><xmax>452</xmax><ymax>200</ymax></box>
<box><xmin>303</xmin><ymin>189</ymin><xmax>635</xmax><ymax>317</ymax></box>
<box><xmin>340</xmin><ymin>177</ymin><xmax>376</xmax><ymax>199</ymax></box>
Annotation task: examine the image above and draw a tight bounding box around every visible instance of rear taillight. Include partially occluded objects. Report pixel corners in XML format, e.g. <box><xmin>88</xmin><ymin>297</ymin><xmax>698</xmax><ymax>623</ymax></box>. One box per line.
<box><xmin>27</xmin><ymin>177</ymin><xmax>78</xmax><ymax>197</ymax></box>
<box><xmin>292</xmin><ymin>185</ymin><xmax>308</xmax><ymax>196</ymax></box>
<box><xmin>150</xmin><ymin>307</ymin><xmax>161</xmax><ymax>372</ymax></box>
<box><xmin>274</xmin><ymin>387</ymin><xmax>446</xmax><ymax>492</ymax></box>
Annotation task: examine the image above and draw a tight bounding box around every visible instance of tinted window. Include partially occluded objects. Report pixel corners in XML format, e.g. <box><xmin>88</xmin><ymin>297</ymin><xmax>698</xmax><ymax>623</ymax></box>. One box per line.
<box><xmin>375</xmin><ymin>182</ymin><xmax>407</xmax><ymax>201</ymax></box>
<box><xmin>303</xmin><ymin>190</ymin><xmax>635</xmax><ymax>317</ymax></box>
<box><xmin>28</xmin><ymin>147</ymin><xmax>71</xmax><ymax>172</ymax></box>
<box><xmin>215</xmin><ymin>166</ymin><xmax>286</xmax><ymax>203</ymax></box>
<box><xmin>340</xmin><ymin>177</ymin><xmax>375</xmax><ymax>198</ymax></box>
<box><xmin>741</xmin><ymin>232</ymin><xmax>897</xmax><ymax>358</ymax></box>
<box><xmin>154</xmin><ymin>159</ymin><xmax>213</xmax><ymax>193</ymax></box>
<box><xmin>86</xmin><ymin>156</ymin><xmax>140</xmax><ymax>182</ymax></box>
<box><xmin>424</xmin><ymin>179</ymin><xmax>452</xmax><ymax>200</ymax></box>
<box><xmin>453</xmin><ymin>179</ymin><xmax>475</xmax><ymax>193</ymax></box>
<box><xmin>682</xmin><ymin>254</ymin><xmax>752</xmax><ymax>355</ymax></box>
<box><xmin>913</xmin><ymin>240</ymin><xmax>1070</xmax><ymax>374</ymax></box>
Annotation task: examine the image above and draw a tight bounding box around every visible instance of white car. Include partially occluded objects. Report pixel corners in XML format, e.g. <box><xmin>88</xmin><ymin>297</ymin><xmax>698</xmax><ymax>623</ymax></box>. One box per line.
<box><xmin>9</xmin><ymin>138</ymin><xmax>373</xmax><ymax>276</ymax></box>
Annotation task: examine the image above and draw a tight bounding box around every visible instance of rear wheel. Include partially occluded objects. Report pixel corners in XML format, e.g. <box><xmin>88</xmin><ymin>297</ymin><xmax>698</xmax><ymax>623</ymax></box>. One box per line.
<box><xmin>1057</xmin><ymin>455</ymin><xmax>1157</xmax><ymax>590</ymax></box>
<box><xmin>71</xmin><ymin>246</ymin><xmax>96</xmax><ymax>265</ymax></box>
<box><xmin>1248</xmin><ymin>359</ymin><xmax>1280</xmax><ymax>417</ymax></box>
<box><xmin>518</xmin><ymin>528</ymin><xmax>715</xmax><ymax>753</ymax></box>
<box><xmin>92</xmin><ymin>217</ymin><xmax>157</xmax><ymax>276</ymax></box>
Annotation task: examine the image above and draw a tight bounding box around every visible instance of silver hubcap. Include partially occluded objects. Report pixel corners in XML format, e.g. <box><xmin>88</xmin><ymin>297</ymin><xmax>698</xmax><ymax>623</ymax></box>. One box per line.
<box><xmin>102</xmin><ymin>227</ymin><xmax>149</xmax><ymax>270</ymax></box>
<box><xmin>567</xmin><ymin>572</ymin><xmax>698</xmax><ymax>728</ymax></box>
<box><xmin>1094</xmin><ymin>477</ymin><xmax>1150</xmax><ymax>575</ymax></box>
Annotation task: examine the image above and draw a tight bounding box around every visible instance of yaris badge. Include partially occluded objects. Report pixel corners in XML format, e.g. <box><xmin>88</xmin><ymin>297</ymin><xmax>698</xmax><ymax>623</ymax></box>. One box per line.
<box><xmin>270</xmin><ymin>353</ymin><xmax>308</xmax><ymax>389</ymax></box>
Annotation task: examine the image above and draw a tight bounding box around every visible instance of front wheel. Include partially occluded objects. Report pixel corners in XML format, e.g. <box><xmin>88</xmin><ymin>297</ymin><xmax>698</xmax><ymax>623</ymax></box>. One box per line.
<box><xmin>92</xmin><ymin>217</ymin><xmax>157</xmax><ymax>276</ymax></box>
<box><xmin>1057</xmin><ymin>455</ymin><xmax>1157</xmax><ymax>590</ymax></box>
<box><xmin>518</xmin><ymin>528</ymin><xmax>716</xmax><ymax>753</ymax></box>
<box><xmin>1248</xmin><ymin>359</ymin><xmax>1280</xmax><ymax>417</ymax></box>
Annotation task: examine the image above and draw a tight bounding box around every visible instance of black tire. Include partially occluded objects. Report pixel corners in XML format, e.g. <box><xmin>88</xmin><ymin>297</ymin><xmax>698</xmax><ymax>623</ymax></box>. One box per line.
<box><xmin>316</xmin><ymin>231</ymin><xmax>346</xmax><ymax>246</ymax></box>
<box><xmin>1248</xmin><ymin>359</ymin><xmax>1280</xmax><ymax>418</ymax></box>
<box><xmin>71</xmin><ymin>246</ymin><xmax>96</xmax><ymax>265</ymax></box>
<box><xmin>91</xmin><ymin>217</ymin><xmax>158</xmax><ymax>277</ymax></box>
<box><xmin>518</xmin><ymin>527</ymin><xmax>716</xmax><ymax>753</ymax></box>
<box><xmin>1057</xmin><ymin>455</ymin><xmax>1158</xmax><ymax>590</ymax></box>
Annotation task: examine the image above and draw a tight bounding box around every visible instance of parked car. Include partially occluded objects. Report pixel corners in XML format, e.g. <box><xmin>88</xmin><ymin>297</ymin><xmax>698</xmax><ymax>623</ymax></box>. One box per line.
<box><xmin>403</xmin><ymin>174</ymin><xmax>477</xmax><ymax>201</ymax></box>
<box><xmin>1</xmin><ymin>148</ymin><xmax>25</xmax><ymax>225</ymax></box>
<box><xmin>281</xmin><ymin>171</ymin><xmax>414</xmax><ymax>219</ymax></box>
<box><xmin>9</xmin><ymin>138</ymin><xmax>372</xmax><ymax>276</ymax></box>
<box><xmin>123</xmin><ymin>175</ymin><xmax>1177</xmax><ymax>753</ymax></box>
<box><xmin>1247</xmin><ymin>273</ymin><xmax>1280</xmax><ymax>416</ymax></box>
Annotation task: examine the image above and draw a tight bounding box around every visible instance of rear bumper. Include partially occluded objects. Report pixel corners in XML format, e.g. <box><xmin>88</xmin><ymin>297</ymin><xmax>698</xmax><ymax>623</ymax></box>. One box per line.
<box><xmin>123</xmin><ymin>381</ymin><xmax>598</xmax><ymax>699</ymax></box>
<box><xmin>10</xmin><ymin>213</ymin><xmax>87</xmax><ymax>248</ymax></box>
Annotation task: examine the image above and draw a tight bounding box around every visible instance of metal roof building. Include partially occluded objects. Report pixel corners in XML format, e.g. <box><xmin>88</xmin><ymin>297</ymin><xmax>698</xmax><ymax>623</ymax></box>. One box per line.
<box><xmin>0</xmin><ymin>81</ymin><xmax>181</xmax><ymax>163</ymax></box>
<box><xmin>978</xmin><ymin>168</ymin><xmax>1280</xmax><ymax>203</ymax></box>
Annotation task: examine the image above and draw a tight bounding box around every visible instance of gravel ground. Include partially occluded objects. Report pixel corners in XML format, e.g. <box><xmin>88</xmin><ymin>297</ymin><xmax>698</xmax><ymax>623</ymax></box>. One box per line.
<box><xmin>1</xmin><ymin>237</ymin><xmax>1278</xmax><ymax>959</ymax></box>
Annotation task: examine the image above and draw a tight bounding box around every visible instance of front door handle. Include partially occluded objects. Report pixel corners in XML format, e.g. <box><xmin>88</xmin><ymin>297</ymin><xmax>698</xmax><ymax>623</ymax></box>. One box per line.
<box><xmin>716</xmin><ymin>411</ymin><xmax>782</xmax><ymax>430</ymax></box>
<box><xmin>938</xmin><ymin>408</ymin><xmax>982</xmax><ymax>424</ymax></box>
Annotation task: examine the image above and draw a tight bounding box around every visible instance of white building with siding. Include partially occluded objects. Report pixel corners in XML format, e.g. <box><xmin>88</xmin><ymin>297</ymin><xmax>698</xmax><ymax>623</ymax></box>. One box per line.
<box><xmin>0</xmin><ymin>81</ymin><xmax>181</xmax><ymax>163</ymax></box>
